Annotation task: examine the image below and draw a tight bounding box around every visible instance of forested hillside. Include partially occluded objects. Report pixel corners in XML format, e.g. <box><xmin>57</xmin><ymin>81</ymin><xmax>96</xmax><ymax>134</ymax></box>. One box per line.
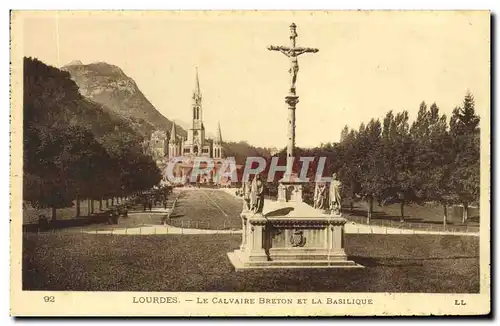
<box><xmin>222</xmin><ymin>141</ymin><xmax>271</xmax><ymax>165</ymax></box>
<box><xmin>23</xmin><ymin>57</ymin><xmax>162</xmax><ymax>220</ymax></box>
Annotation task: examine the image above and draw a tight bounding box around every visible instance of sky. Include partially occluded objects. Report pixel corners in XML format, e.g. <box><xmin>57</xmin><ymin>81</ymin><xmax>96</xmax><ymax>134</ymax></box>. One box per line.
<box><xmin>19</xmin><ymin>11</ymin><xmax>490</xmax><ymax>148</ymax></box>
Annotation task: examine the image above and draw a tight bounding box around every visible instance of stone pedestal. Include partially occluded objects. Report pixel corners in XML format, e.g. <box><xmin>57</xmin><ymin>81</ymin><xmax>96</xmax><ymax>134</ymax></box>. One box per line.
<box><xmin>227</xmin><ymin>200</ymin><xmax>363</xmax><ymax>270</ymax></box>
<box><xmin>277</xmin><ymin>183</ymin><xmax>303</xmax><ymax>203</ymax></box>
<box><xmin>277</xmin><ymin>173</ymin><xmax>304</xmax><ymax>203</ymax></box>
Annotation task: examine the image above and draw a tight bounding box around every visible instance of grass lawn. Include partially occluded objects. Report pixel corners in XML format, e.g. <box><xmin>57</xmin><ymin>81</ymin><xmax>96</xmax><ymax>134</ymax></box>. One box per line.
<box><xmin>345</xmin><ymin>201</ymin><xmax>480</xmax><ymax>233</ymax></box>
<box><xmin>23</xmin><ymin>233</ymin><xmax>479</xmax><ymax>293</ymax></box>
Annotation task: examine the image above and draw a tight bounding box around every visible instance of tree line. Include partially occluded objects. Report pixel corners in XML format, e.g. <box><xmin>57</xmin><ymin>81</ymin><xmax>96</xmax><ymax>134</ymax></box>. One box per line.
<box><xmin>338</xmin><ymin>93</ymin><xmax>480</xmax><ymax>224</ymax></box>
<box><xmin>23</xmin><ymin>57</ymin><xmax>162</xmax><ymax>221</ymax></box>
<box><xmin>270</xmin><ymin>93</ymin><xmax>480</xmax><ymax>224</ymax></box>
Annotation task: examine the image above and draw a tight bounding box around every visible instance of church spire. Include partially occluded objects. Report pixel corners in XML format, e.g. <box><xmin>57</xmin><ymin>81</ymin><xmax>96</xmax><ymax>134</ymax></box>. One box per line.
<box><xmin>216</xmin><ymin>121</ymin><xmax>222</xmax><ymax>143</ymax></box>
<box><xmin>194</xmin><ymin>67</ymin><xmax>201</xmax><ymax>100</ymax></box>
<box><xmin>169</xmin><ymin>121</ymin><xmax>177</xmax><ymax>144</ymax></box>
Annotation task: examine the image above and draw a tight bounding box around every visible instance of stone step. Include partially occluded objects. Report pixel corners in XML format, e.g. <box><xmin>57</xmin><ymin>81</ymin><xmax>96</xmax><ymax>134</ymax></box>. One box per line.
<box><xmin>227</xmin><ymin>252</ymin><xmax>364</xmax><ymax>270</ymax></box>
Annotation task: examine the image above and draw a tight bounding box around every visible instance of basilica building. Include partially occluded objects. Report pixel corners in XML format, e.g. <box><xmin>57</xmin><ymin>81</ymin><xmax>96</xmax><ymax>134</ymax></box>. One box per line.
<box><xmin>146</xmin><ymin>70</ymin><xmax>228</xmax><ymax>185</ymax></box>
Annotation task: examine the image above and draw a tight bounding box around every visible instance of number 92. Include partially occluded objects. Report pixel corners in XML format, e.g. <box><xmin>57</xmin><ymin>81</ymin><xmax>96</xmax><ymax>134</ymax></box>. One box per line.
<box><xmin>43</xmin><ymin>296</ymin><xmax>55</xmax><ymax>303</ymax></box>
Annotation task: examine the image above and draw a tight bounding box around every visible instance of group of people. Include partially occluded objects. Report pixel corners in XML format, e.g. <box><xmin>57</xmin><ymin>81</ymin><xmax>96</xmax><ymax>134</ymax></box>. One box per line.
<box><xmin>141</xmin><ymin>195</ymin><xmax>155</xmax><ymax>211</ymax></box>
<box><xmin>140</xmin><ymin>186</ymin><xmax>173</xmax><ymax>212</ymax></box>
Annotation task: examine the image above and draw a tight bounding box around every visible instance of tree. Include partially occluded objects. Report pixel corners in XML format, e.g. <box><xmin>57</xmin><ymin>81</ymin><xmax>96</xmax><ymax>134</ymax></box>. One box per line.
<box><xmin>357</xmin><ymin>119</ymin><xmax>384</xmax><ymax>223</ymax></box>
<box><xmin>23</xmin><ymin>126</ymin><xmax>80</xmax><ymax>220</ymax></box>
<box><xmin>410</xmin><ymin>102</ymin><xmax>453</xmax><ymax>226</ymax></box>
<box><xmin>337</xmin><ymin>127</ymin><xmax>361</xmax><ymax>207</ymax></box>
<box><xmin>378</xmin><ymin>110</ymin><xmax>416</xmax><ymax>222</ymax></box>
<box><xmin>449</xmin><ymin>93</ymin><xmax>480</xmax><ymax>223</ymax></box>
<box><xmin>99</xmin><ymin>130</ymin><xmax>162</xmax><ymax>196</ymax></box>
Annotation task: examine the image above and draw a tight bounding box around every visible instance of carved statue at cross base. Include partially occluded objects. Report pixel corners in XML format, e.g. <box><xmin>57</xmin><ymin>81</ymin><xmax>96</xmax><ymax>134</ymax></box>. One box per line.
<box><xmin>241</xmin><ymin>180</ymin><xmax>251</xmax><ymax>212</ymax></box>
<box><xmin>249</xmin><ymin>174</ymin><xmax>265</xmax><ymax>214</ymax></box>
<box><xmin>329</xmin><ymin>173</ymin><xmax>342</xmax><ymax>216</ymax></box>
<box><xmin>313</xmin><ymin>182</ymin><xmax>327</xmax><ymax>210</ymax></box>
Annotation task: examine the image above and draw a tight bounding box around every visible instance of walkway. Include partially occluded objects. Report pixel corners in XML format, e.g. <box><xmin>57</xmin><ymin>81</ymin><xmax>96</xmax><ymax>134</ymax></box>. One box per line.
<box><xmin>220</xmin><ymin>187</ymin><xmax>479</xmax><ymax>237</ymax></box>
<box><xmin>34</xmin><ymin>188</ymin><xmax>476</xmax><ymax>237</ymax></box>
<box><xmin>343</xmin><ymin>221</ymin><xmax>478</xmax><ymax>236</ymax></box>
<box><xmin>77</xmin><ymin>211</ymin><xmax>478</xmax><ymax>237</ymax></box>
<box><xmin>86</xmin><ymin>224</ymin><xmax>241</xmax><ymax>235</ymax></box>
<box><xmin>79</xmin><ymin>218</ymin><xmax>477</xmax><ymax>236</ymax></box>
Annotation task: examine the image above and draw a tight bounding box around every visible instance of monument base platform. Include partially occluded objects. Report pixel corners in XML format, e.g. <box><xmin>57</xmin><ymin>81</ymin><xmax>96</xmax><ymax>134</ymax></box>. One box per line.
<box><xmin>228</xmin><ymin>250</ymin><xmax>362</xmax><ymax>270</ymax></box>
<box><xmin>227</xmin><ymin>200</ymin><xmax>364</xmax><ymax>271</ymax></box>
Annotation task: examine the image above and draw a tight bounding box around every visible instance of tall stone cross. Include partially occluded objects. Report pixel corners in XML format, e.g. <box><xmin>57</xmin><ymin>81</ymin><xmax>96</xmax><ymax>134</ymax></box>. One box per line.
<box><xmin>267</xmin><ymin>23</ymin><xmax>319</xmax><ymax>161</ymax></box>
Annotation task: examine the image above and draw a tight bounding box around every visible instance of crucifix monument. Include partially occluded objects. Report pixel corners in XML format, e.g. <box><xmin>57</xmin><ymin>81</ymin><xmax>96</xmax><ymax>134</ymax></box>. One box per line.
<box><xmin>268</xmin><ymin>23</ymin><xmax>319</xmax><ymax>203</ymax></box>
<box><xmin>227</xmin><ymin>23</ymin><xmax>361</xmax><ymax>271</ymax></box>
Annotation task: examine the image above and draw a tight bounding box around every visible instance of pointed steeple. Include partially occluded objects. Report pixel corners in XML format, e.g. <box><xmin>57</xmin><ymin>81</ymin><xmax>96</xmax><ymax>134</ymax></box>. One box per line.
<box><xmin>216</xmin><ymin>121</ymin><xmax>222</xmax><ymax>143</ymax></box>
<box><xmin>169</xmin><ymin>121</ymin><xmax>177</xmax><ymax>144</ymax></box>
<box><xmin>193</xmin><ymin>67</ymin><xmax>201</xmax><ymax>100</ymax></box>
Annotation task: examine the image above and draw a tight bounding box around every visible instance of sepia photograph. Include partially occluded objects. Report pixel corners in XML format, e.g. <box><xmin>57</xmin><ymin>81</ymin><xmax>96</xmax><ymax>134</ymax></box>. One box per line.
<box><xmin>10</xmin><ymin>10</ymin><xmax>490</xmax><ymax>316</ymax></box>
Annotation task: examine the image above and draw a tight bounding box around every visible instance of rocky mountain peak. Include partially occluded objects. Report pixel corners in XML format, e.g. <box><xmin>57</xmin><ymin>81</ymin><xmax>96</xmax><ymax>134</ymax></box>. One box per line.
<box><xmin>63</xmin><ymin>60</ymin><xmax>83</xmax><ymax>67</ymax></box>
<box><xmin>62</xmin><ymin>60</ymin><xmax>186</xmax><ymax>138</ymax></box>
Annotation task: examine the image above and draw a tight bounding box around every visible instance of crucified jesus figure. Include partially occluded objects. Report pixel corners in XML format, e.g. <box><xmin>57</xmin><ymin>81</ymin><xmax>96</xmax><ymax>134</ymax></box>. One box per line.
<box><xmin>267</xmin><ymin>24</ymin><xmax>319</xmax><ymax>93</ymax></box>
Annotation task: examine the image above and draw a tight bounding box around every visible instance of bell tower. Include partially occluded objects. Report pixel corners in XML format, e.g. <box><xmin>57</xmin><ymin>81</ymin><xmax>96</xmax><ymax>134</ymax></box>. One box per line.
<box><xmin>192</xmin><ymin>68</ymin><xmax>205</xmax><ymax>149</ymax></box>
<box><xmin>168</xmin><ymin>121</ymin><xmax>180</xmax><ymax>157</ymax></box>
<box><xmin>213</xmin><ymin>121</ymin><xmax>223</xmax><ymax>159</ymax></box>
<box><xmin>185</xmin><ymin>68</ymin><xmax>209</xmax><ymax>157</ymax></box>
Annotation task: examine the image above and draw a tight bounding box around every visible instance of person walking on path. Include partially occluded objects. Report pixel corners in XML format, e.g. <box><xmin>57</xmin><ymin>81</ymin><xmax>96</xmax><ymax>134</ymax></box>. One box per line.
<box><xmin>148</xmin><ymin>196</ymin><xmax>153</xmax><ymax>211</ymax></box>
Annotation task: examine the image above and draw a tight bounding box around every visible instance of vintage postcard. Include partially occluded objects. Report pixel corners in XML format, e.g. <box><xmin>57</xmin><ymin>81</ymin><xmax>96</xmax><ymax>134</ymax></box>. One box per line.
<box><xmin>10</xmin><ymin>10</ymin><xmax>490</xmax><ymax>316</ymax></box>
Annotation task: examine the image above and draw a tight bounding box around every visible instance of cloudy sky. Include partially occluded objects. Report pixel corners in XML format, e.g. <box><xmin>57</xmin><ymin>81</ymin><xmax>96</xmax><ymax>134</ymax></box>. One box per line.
<box><xmin>19</xmin><ymin>11</ymin><xmax>489</xmax><ymax>148</ymax></box>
